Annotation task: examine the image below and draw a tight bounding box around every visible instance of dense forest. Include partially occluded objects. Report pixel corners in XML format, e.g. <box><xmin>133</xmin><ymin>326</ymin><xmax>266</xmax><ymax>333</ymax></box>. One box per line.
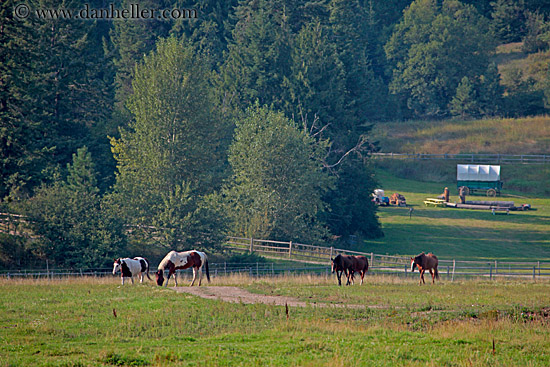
<box><xmin>1</xmin><ymin>0</ymin><xmax>550</xmax><ymax>268</ymax></box>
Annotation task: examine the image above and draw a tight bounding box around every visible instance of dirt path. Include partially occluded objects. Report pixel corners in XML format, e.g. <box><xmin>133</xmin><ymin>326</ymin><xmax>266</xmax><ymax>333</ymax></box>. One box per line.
<box><xmin>172</xmin><ymin>286</ymin><xmax>372</xmax><ymax>309</ymax></box>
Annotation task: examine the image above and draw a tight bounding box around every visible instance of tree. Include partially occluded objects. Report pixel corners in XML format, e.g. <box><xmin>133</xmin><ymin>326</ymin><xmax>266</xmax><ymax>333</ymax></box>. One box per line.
<box><xmin>1</xmin><ymin>0</ymin><xmax>116</xmax><ymax>199</ymax></box>
<box><xmin>224</xmin><ymin>105</ymin><xmax>332</xmax><ymax>242</ymax></box>
<box><xmin>25</xmin><ymin>147</ymin><xmax>125</xmax><ymax>268</ymax></box>
<box><xmin>109</xmin><ymin>37</ymin><xmax>230</xmax><ymax>249</ymax></box>
<box><xmin>110</xmin><ymin>0</ymin><xmax>172</xmax><ymax>110</ymax></box>
<box><xmin>321</xmin><ymin>158</ymin><xmax>382</xmax><ymax>240</ymax></box>
<box><xmin>450</xmin><ymin>76</ymin><xmax>480</xmax><ymax>118</ymax></box>
<box><xmin>385</xmin><ymin>0</ymin><xmax>496</xmax><ymax>117</ymax></box>
<box><xmin>221</xmin><ymin>0</ymin><xmax>293</xmax><ymax>114</ymax></box>
<box><xmin>490</xmin><ymin>0</ymin><xmax>526</xmax><ymax>43</ymax></box>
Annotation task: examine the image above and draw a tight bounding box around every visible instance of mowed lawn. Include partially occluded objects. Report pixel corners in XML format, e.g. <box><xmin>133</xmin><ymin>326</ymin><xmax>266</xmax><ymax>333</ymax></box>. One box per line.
<box><xmin>361</xmin><ymin>169</ymin><xmax>550</xmax><ymax>261</ymax></box>
<box><xmin>1</xmin><ymin>276</ymin><xmax>549</xmax><ymax>366</ymax></box>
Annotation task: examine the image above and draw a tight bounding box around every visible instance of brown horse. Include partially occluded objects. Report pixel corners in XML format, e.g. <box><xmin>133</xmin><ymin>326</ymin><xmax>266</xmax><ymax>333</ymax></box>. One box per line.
<box><xmin>331</xmin><ymin>254</ymin><xmax>369</xmax><ymax>286</ymax></box>
<box><xmin>410</xmin><ymin>252</ymin><xmax>439</xmax><ymax>284</ymax></box>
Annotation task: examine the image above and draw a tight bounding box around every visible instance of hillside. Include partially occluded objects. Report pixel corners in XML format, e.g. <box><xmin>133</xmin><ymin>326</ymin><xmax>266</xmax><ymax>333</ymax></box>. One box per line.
<box><xmin>372</xmin><ymin>115</ymin><xmax>550</xmax><ymax>155</ymax></box>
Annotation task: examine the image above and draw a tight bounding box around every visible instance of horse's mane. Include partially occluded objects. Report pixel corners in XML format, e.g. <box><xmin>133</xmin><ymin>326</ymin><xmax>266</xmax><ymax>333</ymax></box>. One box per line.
<box><xmin>157</xmin><ymin>251</ymin><xmax>176</xmax><ymax>270</ymax></box>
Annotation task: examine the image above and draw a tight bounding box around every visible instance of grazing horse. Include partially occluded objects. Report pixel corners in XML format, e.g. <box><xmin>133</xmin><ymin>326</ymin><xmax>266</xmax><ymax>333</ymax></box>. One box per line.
<box><xmin>410</xmin><ymin>252</ymin><xmax>439</xmax><ymax>284</ymax></box>
<box><xmin>112</xmin><ymin>257</ymin><xmax>152</xmax><ymax>285</ymax></box>
<box><xmin>155</xmin><ymin>250</ymin><xmax>210</xmax><ymax>287</ymax></box>
<box><xmin>331</xmin><ymin>254</ymin><xmax>369</xmax><ymax>286</ymax></box>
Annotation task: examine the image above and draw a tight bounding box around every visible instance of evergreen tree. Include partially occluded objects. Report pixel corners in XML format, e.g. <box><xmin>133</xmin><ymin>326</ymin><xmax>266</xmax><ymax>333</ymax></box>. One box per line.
<box><xmin>1</xmin><ymin>0</ymin><xmax>115</xmax><ymax>199</ymax></box>
<box><xmin>478</xmin><ymin>62</ymin><xmax>503</xmax><ymax>116</ymax></box>
<box><xmin>450</xmin><ymin>76</ymin><xmax>480</xmax><ymax>119</ymax></box>
<box><xmin>25</xmin><ymin>147</ymin><xmax>125</xmax><ymax>268</ymax></box>
<box><xmin>221</xmin><ymin>0</ymin><xmax>293</xmax><ymax>113</ymax></box>
<box><xmin>490</xmin><ymin>0</ymin><xmax>526</xmax><ymax>43</ymax></box>
<box><xmin>0</xmin><ymin>0</ymin><xmax>46</xmax><ymax>199</ymax></box>
<box><xmin>110</xmin><ymin>0</ymin><xmax>172</xmax><ymax>110</ymax></box>
<box><xmin>321</xmin><ymin>158</ymin><xmax>382</xmax><ymax>240</ymax></box>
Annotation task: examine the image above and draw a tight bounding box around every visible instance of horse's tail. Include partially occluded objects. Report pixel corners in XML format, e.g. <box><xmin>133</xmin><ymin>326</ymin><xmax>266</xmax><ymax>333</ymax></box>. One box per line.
<box><xmin>434</xmin><ymin>267</ymin><xmax>440</xmax><ymax>279</ymax></box>
<box><xmin>205</xmin><ymin>258</ymin><xmax>210</xmax><ymax>283</ymax></box>
<box><xmin>145</xmin><ymin>258</ymin><xmax>152</xmax><ymax>281</ymax></box>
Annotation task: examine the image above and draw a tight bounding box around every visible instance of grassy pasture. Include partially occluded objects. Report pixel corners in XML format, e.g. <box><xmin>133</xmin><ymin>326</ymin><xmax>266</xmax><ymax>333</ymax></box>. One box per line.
<box><xmin>1</xmin><ymin>276</ymin><xmax>549</xmax><ymax>366</ymax></box>
<box><xmin>359</xmin><ymin>168</ymin><xmax>550</xmax><ymax>261</ymax></box>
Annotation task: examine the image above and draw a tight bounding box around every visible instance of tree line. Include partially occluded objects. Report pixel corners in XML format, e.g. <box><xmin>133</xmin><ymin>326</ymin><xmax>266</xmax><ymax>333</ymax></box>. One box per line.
<box><xmin>1</xmin><ymin>0</ymin><xmax>550</xmax><ymax>268</ymax></box>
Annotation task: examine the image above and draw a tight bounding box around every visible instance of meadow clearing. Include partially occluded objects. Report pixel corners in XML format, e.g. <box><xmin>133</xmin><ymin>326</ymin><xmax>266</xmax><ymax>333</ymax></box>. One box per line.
<box><xmin>1</xmin><ymin>274</ymin><xmax>549</xmax><ymax>367</ymax></box>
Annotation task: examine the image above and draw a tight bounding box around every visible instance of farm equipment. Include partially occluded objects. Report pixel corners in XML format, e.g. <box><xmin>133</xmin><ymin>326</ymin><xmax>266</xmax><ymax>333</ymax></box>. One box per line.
<box><xmin>389</xmin><ymin>193</ymin><xmax>407</xmax><ymax>206</ymax></box>
<box><xmin>372</xmin><ymin>189</ymin><xmax>389</xmax><ymax>206</ymax></box>
<box><xmin>456</xmin><ymin>164</ymin><xmax>503</xmax><ymax>197</ymax></box>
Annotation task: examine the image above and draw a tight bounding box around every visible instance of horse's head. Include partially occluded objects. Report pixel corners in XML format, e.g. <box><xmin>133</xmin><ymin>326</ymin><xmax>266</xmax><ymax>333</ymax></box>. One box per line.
<box><xmin>155</xmin><ymin>269</ymin><xmax>165</xmax><ymax>286</ymax></box>
<box><xmin>410</xmin><ymin>257</ymin><xmax>417</xmax><ymax>272</ymax></box>
<box><xmin>331</xmin><ymin>255</ymin><xmax>342</xmax><ymax>273</ymax></box>
<box><xmin>112</xmin><ymin>259</ymin><xmax>122</xmax><ymax>275</ymax></box>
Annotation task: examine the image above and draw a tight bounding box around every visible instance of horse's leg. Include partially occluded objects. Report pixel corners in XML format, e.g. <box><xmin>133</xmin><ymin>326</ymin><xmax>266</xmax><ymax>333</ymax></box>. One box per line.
<box><xmin>130</xmin><ymin>276</ymin><xmax>134</xmax><ymax>285</ymax></box>
<box><xmin>190</xmin><ymin>268</ymin><xmax>197</xmax><ymax>286</ymax></box>
<box><xmin>344</xmin><ymin>269</ymin><xmax>350</xmax><ymax>285</ymax></box>
<box><xmin>139</xmin><ymin>272</ymin><xmax>143</xmax><ymax>283</ymax></box>
<box><xmin>429</xmin><ymin>269</ymin><xmax>435</xmax><ymax>284</ymax></box>
<box><xmin>198</xmin><ymin>267</ymin><xmax>203</xmax><ymax>286</ymax></box>
<box><xmin>420</xmin><ymin>269</ymin><xmax>425</xmax><ymax>284</ymax></box>
<box><xmin>164</xmin><ymin>271</ymin><xmax>171</xmax><ymax>287</ymax></box>
<box><xmin>336</xmin><ymin>270</ymin><xmax>342</xmax><ymax>286</ymax></box>
<box><xmin>121</xmin><ymin>276</ymin><xmax>124</xmax><ymax>285</ymax></box>
<box><xmin>360</xmin><ymin>270</ymin><xmax>365</xmax><ymax>285</ymax></box>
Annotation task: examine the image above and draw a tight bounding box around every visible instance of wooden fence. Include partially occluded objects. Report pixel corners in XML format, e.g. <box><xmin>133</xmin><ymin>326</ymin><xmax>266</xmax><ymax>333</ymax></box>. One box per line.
<box><xmin>225</xmin><ymin>237</ymin><xmax>550</xmax><ymax>280</ymax></box>
<box><xmin>371</xmin><ymin>152</ymin><xmax>550</xmax><ymax>164</ymax></box>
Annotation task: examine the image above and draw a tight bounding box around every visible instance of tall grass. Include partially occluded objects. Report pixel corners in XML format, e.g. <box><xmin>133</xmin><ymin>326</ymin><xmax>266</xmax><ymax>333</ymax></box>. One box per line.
<box><xmin>1</xmin><ymin>277</ymin><xmax>549</xmax><ymax>366</ymax></box>
<box><xmin>373</xmin><ymin>116</ymin><xmax>550</xmax><ymax>155</ymax></box>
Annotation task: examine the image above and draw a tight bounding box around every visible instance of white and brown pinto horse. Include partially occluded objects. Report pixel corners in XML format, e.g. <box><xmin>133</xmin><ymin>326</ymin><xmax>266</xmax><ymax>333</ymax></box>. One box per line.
<box><xmin>331</xmin><ymin>254</ymin><xmax>369</xmax><ymax>286</ymax></box>
<box><xmin>410</xmin><ymin>252</ymin><xmax>439</xmax><ymax>284</ymax></box>
<box><xmin>112</xmin><ymin>257</ymin><xmax>152</xmax><ymax>285</ymax></box>
<box><xmin>155</xmin><ymin>250</ymin><xmax>210</xmax><ymax>287</ymax></box>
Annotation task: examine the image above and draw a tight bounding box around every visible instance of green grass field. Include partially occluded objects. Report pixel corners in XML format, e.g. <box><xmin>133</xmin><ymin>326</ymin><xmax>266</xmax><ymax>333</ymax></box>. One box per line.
<box><xmin>1</xmin><ymin>276</ymin><xmax>549</xmax><ymax>366</ymax></box>
<box><xmin>359</xmin><ymin>168</ymin><xmax>550</xmax><ymax>261</ymax></box>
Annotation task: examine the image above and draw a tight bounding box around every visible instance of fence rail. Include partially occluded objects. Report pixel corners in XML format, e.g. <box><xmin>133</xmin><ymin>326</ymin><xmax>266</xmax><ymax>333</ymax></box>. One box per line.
<box><xmin>371</xmin><ymin>152</ymin><xmax>550</xmax><ymax>164</ymax></box>
<box><xmin>225</xmin><ymin>237</ymin><xmax>550</xmax><ymax>281</ymax></box>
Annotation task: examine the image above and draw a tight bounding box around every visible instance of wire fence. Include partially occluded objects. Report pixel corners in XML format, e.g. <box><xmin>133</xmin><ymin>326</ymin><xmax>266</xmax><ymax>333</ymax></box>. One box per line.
<box><xmin>225</xmin><ymin>237</ymin><xmax>550</xmax><ymax>281</ymax></box>
<box><xmin>2</xmin><ymin>237</ymin><xmax>549</xmax><ymax>281</ymax></box>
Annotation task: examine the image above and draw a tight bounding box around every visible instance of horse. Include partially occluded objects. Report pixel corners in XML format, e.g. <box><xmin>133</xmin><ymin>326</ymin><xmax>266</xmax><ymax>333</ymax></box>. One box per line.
<box><xmin>410</xmin><ymin>252</ymin><xmax>439</xmax><ymax>285</ymax></box>
<box><xmin>155</xmin><ymin>250</ymin><xmax>210</xmax><ymax>287</ymax></box>
<box><xmin>112</xmin><ymin>257</ymin><xmax>152</xmax><ymax>285</ymax></box>
<box><xmin>331</xmin><ymin>254</ymin><xmax>369</xmax><ymax>286</ymax></box>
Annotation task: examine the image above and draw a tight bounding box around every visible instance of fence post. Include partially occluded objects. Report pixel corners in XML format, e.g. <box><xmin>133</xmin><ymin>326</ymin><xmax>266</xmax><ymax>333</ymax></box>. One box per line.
<box><xmin>371</xmin><ymin>253</ymin><xmax>374</xmax><ymax>268</ymax></box>
<box><xmin>533</xmin><ymin>266</ymin><xmax>536</xmax><ymax>281</ymax></box>
<box><xmin>404</xmin><ymin>265</ymin><xmax>407</xmax><ymax>278</ymax></box>
<box><xmin>489</xmin><ymin>263</ymin><xmax>492</xmax><ymax>281</ymax></box>
<box><xmin>330</xmin><ymin>246</ymin><xmax>333</xmax><ymax>260</ymax></box>
<box><xmin>452</xmin><ymin>260</ymin><xmax>456</xmax><ymax>282</ymax></box>
<box><xmin>495</xmin><ymin>261</ymin><xmax>497</xmax><ymax>276</ymax></box>
<box><xmin>249</xmin><ymin>238</ymin><xmax>254</xmax><ymax>253</ymax></box>
<box><xmin>288</xmin><ymin>241</ymin><xmax>293</xmax><ymax>258</ymax></box>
